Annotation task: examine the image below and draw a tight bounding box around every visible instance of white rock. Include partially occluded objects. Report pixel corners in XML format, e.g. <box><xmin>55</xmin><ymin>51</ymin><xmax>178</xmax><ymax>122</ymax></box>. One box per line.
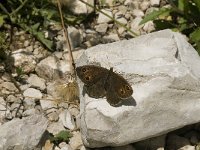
<box><xmin>124</xmin><ymin>0</ymin><xmax>139</xmax><ymax>9</ymax></box>
<box><xmin>27</xmin><ymin>74</ymin><xmax>46</xmax><ymax>90</ymax></box>
<box><xmin>130</xmin><ymin>17</ymin><xmax>143</xmax><ymax>35</ymax></box>
<box><xmin>59</xmin><ymin>110</ymin><xmax>76</xmax><ymax>130</ymax></box>
<box><xmin>178</xmin><ymin>145</ymin><xmax>195</xmax><ymax>150</ymax></box>
<box><xmin>103</xmin><ymin>34</ymin><xmax>120</xmax><ymax>43</ymax></box>
<box><xmin>11</xmin><ymin>49</ymin><xmax>37</xmax><ymax>73</ymax></box>
<box><xmin>143</xmin><ymin>21</ymin><xmax>155</xmax><ymax>33</ymax></box>
<box><xmin>140</xmin><ymin>1</ymin><xmax>150</xmax><ymax>11</ymax></box>
<box><xmin>40</xmin><ymin>98</ymin><xmax>57</xmax><ymax>111</ymax></box>
<box><xmin>47</xmin><ymin>121</ymin><xmax>66</xmax><ymax>135</ymax></box>
<box><xmin>23</xmin><ymin>88</ymin><xmax>42</xmax><ymax>99</ymax></box>
<box><xmin>35</xmin><ymin>56</ymin><xmax>71</xmax><ymax>80</ymax></box>
<box><xmin>0</xmin><ymin>114</ymin><xmax>48</xmax><ymax>150</ymax></box>
<box><xmin>97</xmin><ymin>9</ymin><xmax>113</xmax><ymax>24</ymax></box>
<box><xmin>60</xmin><ymin>0</ymin><xmax>94</xmax><ymax>14</ymax></box>
<box><xmin>150</xmin><ymin>0</ymin><xmax>160</xmax><ymax>6</ymax></box>
<box><xmin>0</xmin><ymin>97</ymin><xmax>6</xmax><ymax>124</ymax></box>
<box><xmin>95</xmin><ymin>23</ymin><xmax>108</xmax><ymax>33</ymax></box>
<box><xmin>68</xmin><ymin>26</ymin><xmax>83</xmax><ymax>48</ymax></box>
<box><xmin>1</xmin><ymin>82</ymin><xmax>18</xmax><ymax>92</ymax></box>
<box><xmin>76</xmin><ymin>29</ymin><xmax>200</xmax><ymax>147</ymax></box>
<box><xmin>69</xmin><ymin>131</ymin><xmax>83</xmax><ymax>149</ymax></box>
<box><xmin>59</xmin><ymin>143</ymin><xmax>73</xmax><ymax>150</ymax></box>
<box><xmin>114</xmin><ymin>11</ymin><xmax>128</xmax><ymax>25</ymax></box>
<box><xmin>131</xmin><ymin>9</ymin><xmax>144</xmax><ymax>17</ymax></box>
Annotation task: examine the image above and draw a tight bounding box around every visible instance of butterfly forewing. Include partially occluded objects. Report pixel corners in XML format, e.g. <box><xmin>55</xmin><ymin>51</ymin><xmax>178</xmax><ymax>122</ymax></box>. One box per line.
<box><xmin>76</xmin><ymin>65</ymin><xmax>109</xmax><ymax>85</ymax></box>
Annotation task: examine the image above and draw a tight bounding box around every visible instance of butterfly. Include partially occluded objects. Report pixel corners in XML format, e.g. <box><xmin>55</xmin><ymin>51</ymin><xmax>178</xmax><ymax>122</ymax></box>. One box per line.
<box><xmin>76</xmin><ymin>65</ymin><xmax>133</xmax><ymax>106</ymax></box>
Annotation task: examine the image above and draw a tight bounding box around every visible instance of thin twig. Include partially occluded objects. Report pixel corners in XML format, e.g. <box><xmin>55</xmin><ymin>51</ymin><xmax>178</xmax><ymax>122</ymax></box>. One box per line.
<box><xmin>10</xmin><ymin>0</ymin><xmax>29</xmax><ymax>16</ymax></box>
<box><xmin>57</xmin><ymin>0</ymin><xmax>76</xmax><ymax>75</ymax></box>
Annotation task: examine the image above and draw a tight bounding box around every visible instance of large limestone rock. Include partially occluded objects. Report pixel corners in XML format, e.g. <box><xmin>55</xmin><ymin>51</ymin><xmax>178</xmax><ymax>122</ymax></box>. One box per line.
<box><xmin>0</xmin><ymin>114</ymin><xmax>48</xmax><ymax>150</ymax></box>
<box><xmin>76</xmin><ymin>29</ymin><xmax>200</xmax><ymax>148</ymax></box>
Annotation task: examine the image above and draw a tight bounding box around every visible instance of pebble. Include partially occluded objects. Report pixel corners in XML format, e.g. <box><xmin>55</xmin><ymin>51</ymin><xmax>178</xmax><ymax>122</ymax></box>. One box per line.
<box><xmin>95</xmin><ymin>23</ymin><xmax>108</xmax><ymax>33</ymax></box>
<box><xmin>27</xmin><ymin>74</ymin><xmax>46</xmax><ymax>90</ymax></box>
<box><xmin>1</xmin><ymin>82</ymin><xmax>18</xmax><ymax>92</ymax></box>
<box><xmin>59</xmin><ymin>110</ymin><xmax>76</xmax><ymax>130</ymax></box>
<box><xmin>23</xmin><ymin>88</ymin><xmax>43</xmax><ymax>99</ymax></box>
<box><xmin>150</xmin><ymin>0</ymin><xmax>160</xmax><ymax>6</ymax></box>
<box><xmin>97</xmin><ymin>9</ymin><xmax>113</xmax><ymax>24</ymax></box>
<box><xmin>69</xmin><ymin>131</ymin><xmax>83</xmax><ymax>150</ymax></box>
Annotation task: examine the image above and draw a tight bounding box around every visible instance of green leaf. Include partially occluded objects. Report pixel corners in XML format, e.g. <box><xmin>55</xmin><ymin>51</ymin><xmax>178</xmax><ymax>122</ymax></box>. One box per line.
<box><xmin>50</xmin><ymin>130</ymin><xmax>72</xmax><ymax>145</ymax></box>
<box><xmin>139</xmin><ymin>8</ymin><xmax>172</xmax><ymax>25</ymax></box>
<box><xmin>153</xmin><ymin>20</ymin><xmax>176</xmax><ymax>30</ymax></box>
<box><xmin>190</xmin><ymin>28</ymin><xmax>200</xmax><ymax>43</ymax></box>
<box><xmin>0</xmin><ymin>16</ymin><xmax>5</xmax><ymax>27</ymax></box>
<box><xmin>193</xmin><ymin>0</ymin><xmax>200</xmax><ymax>12</ymax></box>
<box><xmin>26</xmin><ymin>23</ymin><xmax>54</xmax><ymax>51</ymax></box>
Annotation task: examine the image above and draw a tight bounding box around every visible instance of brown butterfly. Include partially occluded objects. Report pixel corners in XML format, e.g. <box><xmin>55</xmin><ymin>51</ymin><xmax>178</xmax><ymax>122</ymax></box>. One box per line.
<box><xmin>76</xmin><ymin>65</ymin><xmax>133</xmax><ymax>106</ymax></box>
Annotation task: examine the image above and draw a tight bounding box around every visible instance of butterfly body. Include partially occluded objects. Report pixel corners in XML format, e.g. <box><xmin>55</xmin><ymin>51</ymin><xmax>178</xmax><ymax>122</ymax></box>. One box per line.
<box><xmin>76</xmin><ymin>65</ymin><xmax>133</xmax><ymax>106</ymax></box>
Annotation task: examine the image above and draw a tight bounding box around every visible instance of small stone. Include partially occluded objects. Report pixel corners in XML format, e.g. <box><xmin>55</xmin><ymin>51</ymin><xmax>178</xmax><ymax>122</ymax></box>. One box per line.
<box><xmin>5</xmin><ymin>110</ymin><xmax>12</xmax><ymax>120</ymax></box>
<box><xmin>20</xmin><ymin>84</ymin><xmax>31</xmax><ymax>91</ymax></box>
<box><xmin>80</xmin><ymin>145</ymin><xmax>87</xmax><ymax>150</ymax></box>
<box><xmin>47</xmin><ymin>121</ymin><xmax>66</xmax><ymax>135</ymax></box>
<box><xmin>69</xmin><ymin>131</ymin><xmax>83</xmax><ymax>150</ymax></box>
<box><xmin>118</xmin><ymin>27</ymin><xmax>126</xmax><ymax>34</ymax></box>
<box><xmin>47</xmin><ymin>111</ymin><xmax>59</xmax><ymax>122</ymax></box>
<box><xmin>95</xmin><ymin>23</ymin><xmax>108</xmax><ymax>33</ymax></box>
<box><xmin>22</xmin><ymin>108</ymin><xmax>39</xmax><ymax>117</ymax></box>
<box><xmin>143</xmin><ymin>21</ymin><xmax>155</xmax><ymax>33</ymax></box>
<box><xmin>68</xmin><ymin>26</ymin><xmax>83</xmax><ymax>48</ymax></box>
<box><xmin>40</xmin><ymin>97</ymin><xmax>58</xmax><ymax>111</ymax></box>
<box><xmin>130</xmin><ymin>17</ymin><xmax>143</xmax><ymax>35</ymax></box>
<box><xmin>27</xmin><ymin>74</ymin><xmax>46</xmax><ymax>90</ymax></box>
<box><xmin>140</xmin><ymin>1</ymin><xmax>150</xmax><ymax>11</ymax></box>
<box><xmin>178</xmin><ymin>145</ymin><xmax>195</xmax><ymax>150</ymax></box>
<box><xmin>97</xmin><ymin>9</ymin><xmax>113</xmax><ymax>24</ymax></box>
<box><xmin>12</xmin><ymin>49</ymin><xmax>37</xmax><ymax>73</ymax></box>
<box><xmin>1</xmin><ymin>73</ymin><xmax>11</xmax><ymax>81</ymax></box>
<box><xmin>125</xmin><ymin>13</ymin><xmax>131</xmax><ymax>20</ymax></box>
<box><xmin>43</xmin><ymin>140</ymin><xmax>54</xmax><ymax>150</ymax></box>
<box><xmin>131</xmin><ymin>9</ymin><xmax>144</xmax><ymax>17</ymax></box>
<box><xmin>35</xmin><ymin>56</ymin><xmax>71</xmax><ymax>80</ymax></box>
<box><xmin>6</xmin><ymin>95</ymin><xmax>18</xmax><ymax>103</ymax></box>
<box><xmin>23</xmin><ymin>88</ymin><xmax>43</xmax><ymax>99</ymax></box>
<box><xmin>59</xmin><ymin>143</ymin><xmax>73</xmax><ymax>150</ymax></box>
<box><xmin>103</xmin><ymin>34</ymin><xmax>120</xmax><ymax>43</ymax></box>
<box><xmin>0</xmin><ymin>97</ymin><xmax>6</xmax><ymax>123</ymax></box>
<box><xmin>115</xmin><ymin>11</ymin><xmax>128</xmax><ymax>25</ymax></box>
<box><xmin>1</xmin><ymin>82</ymin><xmax>18</xmax><ymax>92</ymax></box>
<box><xmin>118</xmin><ymin>5</ymin><xmax>128</xmax><ymax>15</ymax></box>
<box><xmin>150</xmin><ymin>0</ymin><xmax>160</xmax><ymax>6</ymax></box>
<box><xmin>26</xmin><ymin>45</ymin><xmax>33</xmax><ymax>52</ymax></box>
<box><xmin>59</xmin><ymin>110</ymin><xmax>76</xmax><ymax>130</ymax></box>
<box><xmin>24</xmin><ymin>40</ymin><xmax>30</xmax><ymax>47</ymax></box>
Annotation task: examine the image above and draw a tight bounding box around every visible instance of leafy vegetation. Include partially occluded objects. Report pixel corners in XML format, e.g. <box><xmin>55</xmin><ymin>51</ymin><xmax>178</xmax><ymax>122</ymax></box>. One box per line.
<box><xmin>0</xmin><ymin>0</ymin><xmax>88</xmax><ymax>51</ymax></box>
<box><xmin>49</xmin><ymin>130</ymin><xmax>72</xmax><ymax>145</ymax></box>
<box><xmin>140</xmin><ymin>0</ymin><xmax>200</xmax><ymax>54</ymax></box>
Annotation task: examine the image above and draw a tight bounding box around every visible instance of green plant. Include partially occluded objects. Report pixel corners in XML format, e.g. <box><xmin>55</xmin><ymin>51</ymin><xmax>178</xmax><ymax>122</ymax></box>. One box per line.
<box><xmin>49</xmin><ymin>130</ymin><xmax>72</xmax><ymax>145</ymax></box>
<box><xmin>140</xmin><ymin>0</ymin><xmax>200</xmax><ymax>54</ymax></box>
<box><xmin>0</xmin><ymin>0</ymin><xmax>88</xmax><ymax>51</ymax></box>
